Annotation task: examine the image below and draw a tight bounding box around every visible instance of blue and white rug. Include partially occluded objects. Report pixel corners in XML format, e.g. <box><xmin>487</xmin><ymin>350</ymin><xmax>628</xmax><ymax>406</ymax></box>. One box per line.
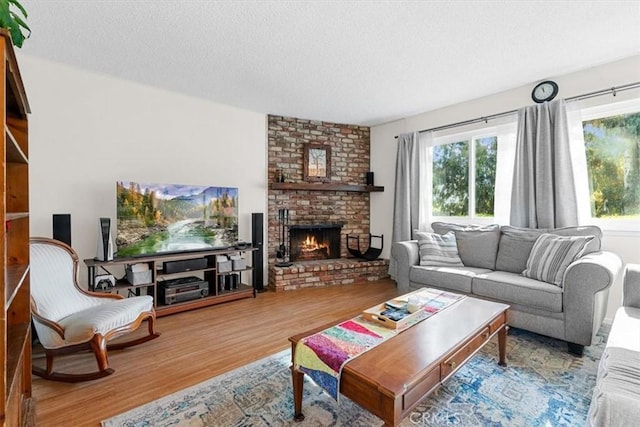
<box><xmin>102</xmin><ymin>326</ymin><xmax>608</xmax><ymax>426</ymax></box>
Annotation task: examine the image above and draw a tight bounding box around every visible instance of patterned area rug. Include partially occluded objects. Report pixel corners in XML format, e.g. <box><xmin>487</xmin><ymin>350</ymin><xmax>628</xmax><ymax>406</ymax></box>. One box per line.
<box><xmin>102</xmin><ymin>326</ymin><xmax>608</xmax><ymax>427</ymax></box>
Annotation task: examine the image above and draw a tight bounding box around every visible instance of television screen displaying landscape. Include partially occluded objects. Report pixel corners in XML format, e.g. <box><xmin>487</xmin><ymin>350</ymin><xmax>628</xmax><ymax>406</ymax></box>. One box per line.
<box><xmin>116</xmin><ymin>181</ymin><xmax>239</xmax><ymax>257</ymax></box>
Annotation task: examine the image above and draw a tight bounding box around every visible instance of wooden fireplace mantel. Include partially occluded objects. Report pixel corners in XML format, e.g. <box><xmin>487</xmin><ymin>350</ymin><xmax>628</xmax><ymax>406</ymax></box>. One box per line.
<box><xmin>269</xmin><ymin>182</ymin><xmax>384</xmax><ymax>192</ymax></box>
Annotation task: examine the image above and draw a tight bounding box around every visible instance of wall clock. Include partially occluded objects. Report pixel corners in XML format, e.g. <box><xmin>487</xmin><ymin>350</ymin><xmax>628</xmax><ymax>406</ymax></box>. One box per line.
<box><xmin>531</xmin><ymin>80</ymin><xmax>559</xmax><ymax>103</ymax></box>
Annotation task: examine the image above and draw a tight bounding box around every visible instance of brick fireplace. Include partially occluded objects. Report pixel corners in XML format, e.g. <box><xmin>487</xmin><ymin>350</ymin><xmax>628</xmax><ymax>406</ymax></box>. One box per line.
<box><xmin>267</xmin><ymin>115</ymin><xmax>389</xmax><ymax>291</ymax></box>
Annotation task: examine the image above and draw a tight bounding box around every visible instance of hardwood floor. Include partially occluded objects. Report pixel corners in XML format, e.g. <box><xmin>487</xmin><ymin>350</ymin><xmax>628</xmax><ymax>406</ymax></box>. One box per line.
<box><xmin>31</xmin><ymin>280</ymin><xmax>399</xmax><ymax>426</ymax></box>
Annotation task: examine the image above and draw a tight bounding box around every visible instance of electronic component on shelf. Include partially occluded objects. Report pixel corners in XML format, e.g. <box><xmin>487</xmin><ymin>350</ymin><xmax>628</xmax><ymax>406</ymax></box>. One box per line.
<box><xmin>158</xmin><ymin>276</ymin><xmax>209</xmax><ymax>304</ymax></box>
<box><xmin>163</xmin><ymin>257</ymin><xmax>208</xmax><ymax>274</ymax></box>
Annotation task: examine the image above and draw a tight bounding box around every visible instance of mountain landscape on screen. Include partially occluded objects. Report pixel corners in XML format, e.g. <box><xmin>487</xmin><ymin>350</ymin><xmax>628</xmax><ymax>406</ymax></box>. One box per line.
<box><xmin>116</xmin><ymin>181</ymin><xmax>238</xmax><ymax>257</ymax></box>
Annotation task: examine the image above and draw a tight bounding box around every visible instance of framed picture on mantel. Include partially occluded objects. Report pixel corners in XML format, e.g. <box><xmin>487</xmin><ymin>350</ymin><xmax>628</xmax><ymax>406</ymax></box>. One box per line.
<box><xmin>304</xmin><ymin>144</ymin><xmax>331</xmax><ymax>182</ymax></box>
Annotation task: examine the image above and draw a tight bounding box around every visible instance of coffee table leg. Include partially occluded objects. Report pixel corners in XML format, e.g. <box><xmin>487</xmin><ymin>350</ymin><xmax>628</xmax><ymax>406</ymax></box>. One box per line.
<box><xmin>291</xmin><ymin>366</ymin><xmax>306</xmax><ymax>422</ymax></box>
<box><xmin>498</xmin><ymin>325</ymin><xmax>508</xmax><ymax>367</ymax></box>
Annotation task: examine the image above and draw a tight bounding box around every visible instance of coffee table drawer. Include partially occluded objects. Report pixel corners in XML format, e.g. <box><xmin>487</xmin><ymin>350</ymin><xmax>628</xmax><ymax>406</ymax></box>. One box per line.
<box><xmin>441</xmin><ymin>326</ymin><xmax>490</xmax><ymax>379</ymax></box>
<box><xmin>403</xmin><ymin>365</ymin><xmax>440</xmax><ymax>410</ymax></box>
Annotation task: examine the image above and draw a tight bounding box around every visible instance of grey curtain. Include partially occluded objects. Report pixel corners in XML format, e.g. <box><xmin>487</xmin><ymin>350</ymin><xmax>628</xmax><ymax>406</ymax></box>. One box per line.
<box><xmin>390</xmin><ymin>132</ymin><xmax>421</xmax><ymax>278</ymax></box>
<box><xmin>510</xmin><ymin>99</ymin><xmax>578</xmax><ymax>228</ymax></box>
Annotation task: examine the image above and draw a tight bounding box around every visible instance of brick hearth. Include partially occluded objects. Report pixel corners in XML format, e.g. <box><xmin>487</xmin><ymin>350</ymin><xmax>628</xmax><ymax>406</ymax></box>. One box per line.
<box><xmin>269</xmin><ymin>258</ymin><xmax>389</xmax><ymax>292</ymax></box>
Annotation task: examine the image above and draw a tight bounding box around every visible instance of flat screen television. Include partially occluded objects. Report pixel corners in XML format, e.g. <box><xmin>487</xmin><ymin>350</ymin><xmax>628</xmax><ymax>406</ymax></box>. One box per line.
<box><xmin>116</xmin><ymin>181</ymin><xmax>238</xmax><ymax>257</ymax></box>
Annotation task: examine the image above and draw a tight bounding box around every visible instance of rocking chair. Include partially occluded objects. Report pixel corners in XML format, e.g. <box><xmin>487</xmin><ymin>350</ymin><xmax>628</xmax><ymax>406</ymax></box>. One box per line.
<box><xmin>30</xmin><ymin>237</ymin><xmax>160</xmax><ymax>382</ymax></box>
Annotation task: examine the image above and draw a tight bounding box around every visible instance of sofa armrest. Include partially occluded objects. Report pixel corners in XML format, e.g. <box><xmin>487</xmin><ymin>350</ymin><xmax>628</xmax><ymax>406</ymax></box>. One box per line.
<box><xmin>623</xmin><ymin>264</ymin><xmax>640</xmax><ymax>308</ymax></box>
<box><xmin>563</xmin><ymin>251</ymin><xmax>623</xmax><ymax>346</ymax></box>
<box><xmin>391</xmin><ymin>240</ymin><xmax>419</xmax><ymax>294</ymax></box>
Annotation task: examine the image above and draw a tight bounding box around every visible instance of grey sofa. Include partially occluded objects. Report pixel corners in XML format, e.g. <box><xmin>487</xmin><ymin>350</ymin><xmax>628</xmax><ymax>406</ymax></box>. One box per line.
<box><xmin>391</xmin><ymin>223</ymin><xmax>622</xmax><ymax>355</ymax></box>
<box><xmin>588</xmin><ymin>264</ymin><xmax>640</xmax><ymax>426</ymax></box>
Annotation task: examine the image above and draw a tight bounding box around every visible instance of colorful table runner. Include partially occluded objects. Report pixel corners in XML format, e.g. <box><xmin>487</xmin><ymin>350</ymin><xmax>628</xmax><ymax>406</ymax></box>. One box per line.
<box><xmin>294</xmin><ymin>288</ymin><xmax>464</xmax><ymax>400</ymax></box>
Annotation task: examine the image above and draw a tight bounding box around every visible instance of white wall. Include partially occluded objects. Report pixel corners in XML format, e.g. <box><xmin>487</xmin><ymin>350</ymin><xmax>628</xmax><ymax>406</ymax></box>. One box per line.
<box><xmin>371</xmin><ymin>54</ymin><xmax>640</xmax><ymax>320</ymax></box>
<box><xmin>19</xmin><ymin>55</ymin><xmax>268</xmax><ymax>285</ymax></box>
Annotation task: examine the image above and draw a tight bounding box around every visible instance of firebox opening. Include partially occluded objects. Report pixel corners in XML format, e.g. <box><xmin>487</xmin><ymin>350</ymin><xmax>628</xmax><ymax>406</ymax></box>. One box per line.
<box><xmin>289</xmin><ymin>224</ymin><xmax>342</xmax><ymax>262</ymax></box>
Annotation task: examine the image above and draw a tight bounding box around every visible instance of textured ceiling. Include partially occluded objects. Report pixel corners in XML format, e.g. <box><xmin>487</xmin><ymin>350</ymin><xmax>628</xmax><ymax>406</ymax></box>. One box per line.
<box><xmin>17</xmin><ymin>0</ymin><xmax>640</xmax><ymax>126</ymax></box>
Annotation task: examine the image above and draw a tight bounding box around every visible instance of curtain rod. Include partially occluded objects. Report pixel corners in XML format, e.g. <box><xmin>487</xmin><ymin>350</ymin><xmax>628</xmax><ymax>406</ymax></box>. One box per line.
<box><xmin>394</xmin><ymin>81</ymin><xmax>640</xmax><ymax>139</ymax></box>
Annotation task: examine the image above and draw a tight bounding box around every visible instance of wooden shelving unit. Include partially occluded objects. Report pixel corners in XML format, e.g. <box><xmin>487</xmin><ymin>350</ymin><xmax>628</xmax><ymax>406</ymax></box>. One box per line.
<box><xmin>84</xmin><ymin>247</ymin><xmax>256</xmax><ymax>317</ymax></box>
<box><xmin>269</xmin><ymin>182</ymin><xmax>384</xmax><ymax>192</ymax></box>
<box><xmin>1</xmin><ymin>30</ymin><xmax>34</xmax><ymax>426</ymax></box>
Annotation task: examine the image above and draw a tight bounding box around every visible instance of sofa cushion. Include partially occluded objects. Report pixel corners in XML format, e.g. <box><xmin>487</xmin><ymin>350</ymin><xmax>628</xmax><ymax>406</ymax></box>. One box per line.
<box><xmin>496</xmin><ymin>225</ymin><xmax>603</xmax><ymax>274</ymax></box>
<box><xmin>416</xmin><ymin>231</ymin><xmax>464</xmax><ymax>267</ymax></box>
<box><xmin>496</xmin><ymin>226</ymin><xmax>543</xmax><ymax>273</ymax></box>
<box><xmin>523</xmin><ymin>233</ymin><xmax>594</xmax><ymax>286</ymax></box>
<box><xmin>410</xmin><ymin>265</ymin><xmax>491</xmax><ymax>293</ymax></box>
<box><xmin>606</xmin><ymin>306</ymin><xmax>640</xmax><ymax>352</ymax></box>
<box><xmin>430</xmin><ymin>222</ymin><xmax>500</xmax><ymax>269</ymax></box>
<box><xmin>588</xmin><ymin>307</ymin><xmax>640</xmax><ymax>426</ymax></box>
<box><xmin>472</xmin><ymin>271</ymin><xmax>563</xmax><ymax>313</ymax></box>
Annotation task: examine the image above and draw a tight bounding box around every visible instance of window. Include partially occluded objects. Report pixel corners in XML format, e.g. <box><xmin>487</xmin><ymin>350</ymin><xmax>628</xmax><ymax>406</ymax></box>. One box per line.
<box><xmin>432</xmin><ymin>137</ymin><xmax>498</xmax><ymax>217</ymax></box>
<box><xmin>581</xmin><ymin>99</ymin><xmax>640</xmax><ymax>221</ymax></box>
<box><xmin>429</xmin><ymin>123</ymin><xmax>515</xmax><ymax>222</ymax></box>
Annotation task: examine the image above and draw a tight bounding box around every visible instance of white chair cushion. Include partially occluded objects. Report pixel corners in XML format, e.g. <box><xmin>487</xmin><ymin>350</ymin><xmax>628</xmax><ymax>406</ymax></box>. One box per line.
<box><xmin>35</xmin><ymin>295</ymin><xmax>154</xmax><ymax>349</ymax></box>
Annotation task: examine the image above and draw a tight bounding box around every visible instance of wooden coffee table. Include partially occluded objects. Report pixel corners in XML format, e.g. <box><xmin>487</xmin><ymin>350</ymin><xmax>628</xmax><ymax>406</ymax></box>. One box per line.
<box><xmin>289</xmin><ymin>295</ymin><xmax>509</xmax><ymax>427</ymax></box>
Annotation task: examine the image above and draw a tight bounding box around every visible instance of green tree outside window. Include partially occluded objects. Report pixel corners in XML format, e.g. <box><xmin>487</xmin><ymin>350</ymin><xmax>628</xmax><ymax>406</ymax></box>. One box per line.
<box><xmin>583</xmin><ymin>112</ymin><xmax>640</xmax><ymax>218</ymax></box>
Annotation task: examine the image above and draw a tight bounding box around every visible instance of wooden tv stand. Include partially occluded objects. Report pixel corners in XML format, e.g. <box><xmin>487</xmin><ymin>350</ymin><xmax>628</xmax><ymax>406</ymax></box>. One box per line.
<box><xmin>84</xmin><ymin>247</ymin><xmax>257</xmax><ymax>317</ymax></box>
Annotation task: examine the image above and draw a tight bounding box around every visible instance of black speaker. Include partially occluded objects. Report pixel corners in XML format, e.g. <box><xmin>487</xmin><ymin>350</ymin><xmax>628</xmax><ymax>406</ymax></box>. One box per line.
<box><xmin>251</xmin><ymin>213</ymin><xmax>265</xmax><ymax>292</ymax></box>
<box><xmin>164</xmin><ymin>258</ymin><xmax>208</xmax><ymax>274</ymax></box>
<box><xmin>52</xmin><ymin>214</ymin><xmax>72</xmax><ymax>246</ymax></box>
<box><xmin>366</xmin><ymin>171</ymin><xmax>374</xmax><ymax>186</ymax></box>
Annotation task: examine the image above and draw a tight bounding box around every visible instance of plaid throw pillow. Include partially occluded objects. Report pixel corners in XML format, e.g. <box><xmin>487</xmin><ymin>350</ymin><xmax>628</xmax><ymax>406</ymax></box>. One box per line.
<box><xmin>417</xmin><ymin>231</ymin><xmax>464</xmax><ymax>267</ymax></box>
<box><xmin>522</xmin><ymin>233</ymin><xmax>594</xmax><ymax>286</ymax></box>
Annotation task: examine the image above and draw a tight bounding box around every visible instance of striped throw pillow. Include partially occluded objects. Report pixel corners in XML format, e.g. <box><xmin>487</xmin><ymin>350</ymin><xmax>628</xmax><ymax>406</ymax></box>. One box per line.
<box><xmin>418</xmin><ymin>231</ymin><xmax>464</xmax><ymax>267</ymax></box>
<box><xmin>522</xmin><ymin>233</ymin><xmax>594</xmax><ymax>286</ymax></box>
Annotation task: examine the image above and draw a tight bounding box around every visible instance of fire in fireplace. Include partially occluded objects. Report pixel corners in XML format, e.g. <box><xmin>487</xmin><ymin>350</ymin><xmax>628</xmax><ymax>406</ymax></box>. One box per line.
<box><xmin>289</xmin><ymin>224</ymin><xmax>342</xmax><ymax>262</ymax></box>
